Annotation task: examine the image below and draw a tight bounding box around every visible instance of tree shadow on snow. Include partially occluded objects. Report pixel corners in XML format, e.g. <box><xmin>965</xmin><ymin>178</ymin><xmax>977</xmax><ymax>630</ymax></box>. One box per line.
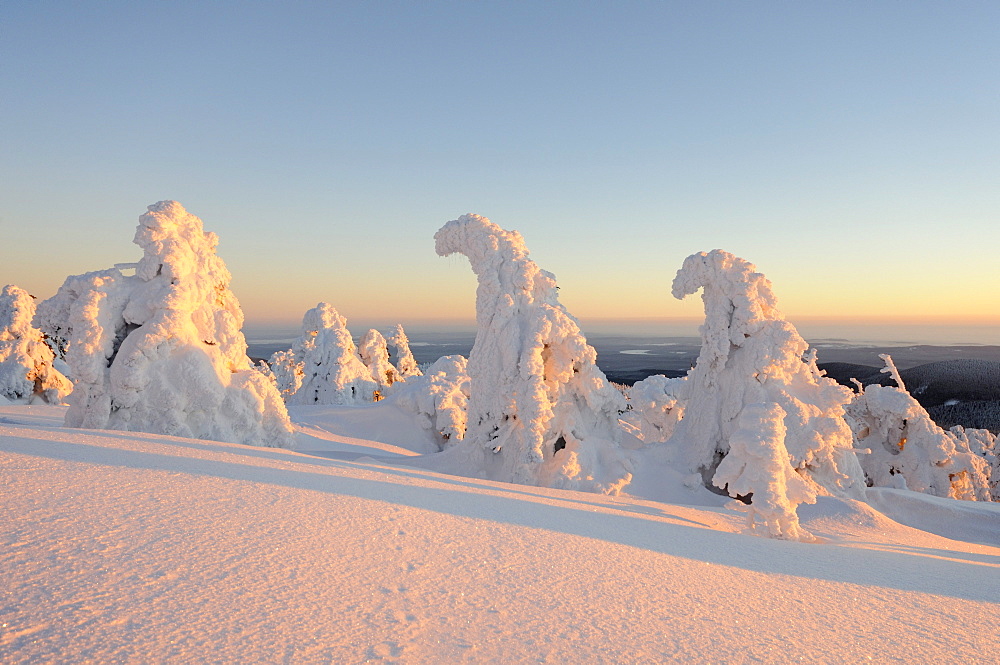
<box><xmin>5</xmin><ymin>432</ymin><xmax>1000</xmax><ymax>604</ymax></box>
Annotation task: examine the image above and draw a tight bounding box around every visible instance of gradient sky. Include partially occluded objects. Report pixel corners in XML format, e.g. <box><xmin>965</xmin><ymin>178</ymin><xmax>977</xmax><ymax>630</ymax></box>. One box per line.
<box><xmin>2</xmin><ymin>2</ymin><xmax>998</xmax><ymax>334</ymax></box>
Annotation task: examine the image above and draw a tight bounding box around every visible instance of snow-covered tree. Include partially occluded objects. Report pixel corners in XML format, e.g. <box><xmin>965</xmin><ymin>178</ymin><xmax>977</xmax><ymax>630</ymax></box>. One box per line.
<box><xmin>389</xmin><ymin>324</ymin><xmax>422</xmax><ymax>379</ymax></box>
<box><xmin>359</xmin><ymin>328</ymin><xmax>399</xmax><ymax>393</ymax></box>
<box><xmin>393</xmin><ymin>354</ymin><xmax>471</xmax><ymax>447</ymax></box>
<box><xmin>627</xmin><ymin>374</ymin><xmax>688</xmax><ymax>443</ymax></box>
<box><xmin>435</xmin><ymin>213</ymin><xmax>632</xmax><ymax>494</ymax></box>
<box><xmin>268</xmin><ymin>348</ymin><xmax>303</xmax><ymax>399</ymax></box>
<box><xmin>285</xmin><ymin>303</ymin><xmax>378</xmax><ymax>405</ymax></box>
<box><xmin>846</xmin><ymin>362</ymin><xmax>992</xmax><ymax>501</ymax></box>
<box><xmin>713</xmin><ymin>402</ymin><xmax>817</xmax><ymax>541</ymax></box>
<box><xmin>34</xmin><ymin>201</ymin><xmax>294</xmax><ymax>447</ymax></box>
<box><xmin>670</xmin><ymin>250</ymin><xmax>865</xmax><ymax>500</ymax></box>
<box><xmin>0</xmin><ymin>285</ymin><xmax>72</xmax><ymax>404</ymax></box>
<box><xmin>950</xmin><ymin>425</ymin><xmax>999</xmax><ymax>500</ymax></box>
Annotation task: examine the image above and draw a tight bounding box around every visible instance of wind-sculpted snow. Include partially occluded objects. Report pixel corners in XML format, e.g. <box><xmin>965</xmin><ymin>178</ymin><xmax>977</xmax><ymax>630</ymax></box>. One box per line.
<box><xmin>34</xmin><ymin>201</ymin><xmax>293</xmax><ymax>447</ymax></box>
<box><xmin>670</xmin><ymin>250</ymin><xmax>866</xmax><ymax>534</ymax></box>
<box><xmin>282</xmin><ymin>303</ymin><xmax>378</xmax><ymax>406</ymax></box>
<box><xmin>435</xmin><ymin>214</ymin><xmax>631</xmax><ymax>494</ymax></box>
<box><xmin>0</xmin><ymin>285</ymin><xmax>71</xmax><ymax>404</ymax></box>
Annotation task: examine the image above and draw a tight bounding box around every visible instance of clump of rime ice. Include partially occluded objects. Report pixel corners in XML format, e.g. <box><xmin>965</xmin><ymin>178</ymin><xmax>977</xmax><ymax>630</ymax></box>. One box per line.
<box><xmin>713</xmin><ymin>402</ymin><xmax>817</xmax><ymax>541</ymax></box>
<box><xmin>0</xmin><ymin>285</ymin><xmax>72</xmax><ymax>404</ymax></box>
<box><xmin>34</xmin><ymin>201</ymin><xmax>294</xmax><ymax>447</ymax></box>
<box><xmin>435</xmin><ymin>213</ymin><xmax>631</xmax><ymax>494</ymax></box>
<box><xmin>846</xmin><ymin>357</ymin><xmax>992</xmax><ymax>501</ymax></box>
<box><xmin>627</xmin><ymin>374</ymin><xmax>688</xmax><ymax>443</ymax></box>
<box><xmin>359</xmin><ymin>329</ymin><xmax>399</xmax><ymax>393</ymax></box>
<box><xmin>389</xmin><ymin>324</ymin><xmax>422</xmax><ymax>379</ymax></box>
<box><xmin>393</xmin><ymin>354</ymin><xmax>471</xmax><ymax>448</ymax></box>
<box><xmin>283</xmin><ymin>303</ymin><xmax>378</xmax><ymax>405</ymax></box>
<box><xmin>670</xmin><ymin>250</ymin><xmax>865</xmax><ymax>510</ymax></box>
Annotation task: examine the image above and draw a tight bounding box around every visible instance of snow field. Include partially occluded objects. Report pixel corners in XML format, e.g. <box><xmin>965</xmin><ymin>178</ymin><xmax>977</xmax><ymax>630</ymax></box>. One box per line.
<box><xmin>2</xmin><ymin>403</ymin><xmax>999</xmax><ymax>663</ymax></box>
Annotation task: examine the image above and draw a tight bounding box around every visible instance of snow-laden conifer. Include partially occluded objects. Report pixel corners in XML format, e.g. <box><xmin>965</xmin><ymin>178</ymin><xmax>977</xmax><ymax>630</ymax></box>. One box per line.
<box><xmin>435</xmin><ymin>213</ymin><xmax>631</xmax><ymax>494</ymax></box>
<box><xmin>847</xmin><ymin>358</ymin><xmax>992</xmax><ymax>501</ymax></box>
<box><xmin>713</xmin><ymin>402</ymin><xmax>817</xmax><ymax>541</ymax></box>
<box><xmin>389</xmin><ymin>324</ymin><xmax>422</xmax><ymax>379</ymax></box>
<box><xmin>34</xmin><ymin>201</ymin><xmax>293</xmax><ymax>446</ymax></box>
<box><xmin>359</xmin><ymin>328</ymin><xmax>399</xmax><ymax>393</ymax></box>
<box><xmin>393</xmin><ymin>354</ymin><xmax>470</xmax><ymax>447</ymax></box>
<box><xmin>670</xmin><ymin>250</ymin><xmax>865</xmax><ymax>499</ymax></box>
<box><xmin>269</xmin><ymin>348</ymin><xmax>303</xmax><ymax>399</ymax></box>
<box><xmin>285</xmin><ymin>303</ymin><xmax>378</xmax><ymax>405</ymax></box>
<box><xmin>0</xmin><ymin>285</ymin><xmax>72</xmax><ymax>404</ymax></box>
<box><xmin>627</xmin><ymin>374</ymin><xmax>688</xmax><ymax>443</ymax></box>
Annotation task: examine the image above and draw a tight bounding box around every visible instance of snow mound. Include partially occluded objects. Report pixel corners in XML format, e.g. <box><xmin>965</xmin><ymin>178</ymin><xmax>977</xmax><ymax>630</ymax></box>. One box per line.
<box><xmin>435</xmin><ymin>214</ymin><xmax>631</xmax><ymax>494</ymax></box>
<box><xmin>0</xmin><ymin>285</ymin><xmax>71</xmax><ymax>404</ymax></box>
<box><xmin>34</xmin><ymin>201</ymin><xmax>293</xmax><ymax>447</ymax></box>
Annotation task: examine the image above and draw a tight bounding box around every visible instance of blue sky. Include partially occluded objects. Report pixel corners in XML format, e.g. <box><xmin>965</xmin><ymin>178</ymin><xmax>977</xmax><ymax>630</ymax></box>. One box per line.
<box><xmin>2</xmin><ymin>2</ymin><xmax>998</xmax><ymax>333</ymax></box>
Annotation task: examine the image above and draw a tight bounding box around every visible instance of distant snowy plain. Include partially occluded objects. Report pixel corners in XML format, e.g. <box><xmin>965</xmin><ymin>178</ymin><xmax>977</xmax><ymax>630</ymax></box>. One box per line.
<box><xmin>3</xmin><ymin>401</ymin><xmax>999</xmax><ymax>663</ymax></box>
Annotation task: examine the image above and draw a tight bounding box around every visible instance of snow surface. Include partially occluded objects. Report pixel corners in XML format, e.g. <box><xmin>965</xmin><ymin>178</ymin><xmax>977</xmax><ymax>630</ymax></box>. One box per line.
<box><xmin>2</xmin><ymin>401</ymin><xmax>999</xmax><ymax>663</ymax></box>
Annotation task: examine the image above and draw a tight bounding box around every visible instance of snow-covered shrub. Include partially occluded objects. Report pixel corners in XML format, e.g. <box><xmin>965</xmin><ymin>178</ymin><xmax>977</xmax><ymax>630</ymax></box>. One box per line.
<box><xmin>393</xmin><ymin>354</ymin><xmax>470</xmax><ymax>447</ymax></box>
<box><xmin>285</xmin><ymin>303</ymin><xmax>378</xmax><ymax>405</ymax></box>
<box><xmin>389</xmin><ymin>324</ymin><xmax>422</xmax><ymax>379</ymax></box>
<box><xmin>847</xmin><ymin>380</ymin><xmax>992</xmax><ymax>501</ymax></box>
<box><xmin>359</xmin><ymin>328</ymin><xmax>399</xmax><ymax>393</ymax></box>
<box><xmin>0</xmin><ymin>285</ymin><xmax>72</xmax><ymax>404</ymax></box>
<box><xmin>713</xmin><ymin>402</ymin><xmax>817</xmax><ymax>541</ymax></box>
<box><xmin>435</xmin><ymin>213</ymin><xmax>631</xmax><ymax>494</ymax></box>
<box><xmin>34</xmin><ymin>201</ymin><xmax>294</xmax><ymax>447</ymax></box>
<box><xmin>670</xmin><ymin>250</ymin><xmax>865</xmax><ymax>500</ymax></box>
<box><xmin>627</xmin><ymin>374</ymin><xmax>688</xmax><ymax>443</ymax></box>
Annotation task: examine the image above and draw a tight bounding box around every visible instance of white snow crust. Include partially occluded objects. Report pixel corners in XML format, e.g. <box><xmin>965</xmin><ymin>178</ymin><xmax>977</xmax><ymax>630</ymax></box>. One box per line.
<box><xmin>33</xmin><ymin>202</ymin><xmax>293</xmax><ymax>447</ymax></box>
<box><xmin>2</xmin><ymin>401</ymin><xmax>999</xmax><ymax>664</ymax></box>
<box><xmin>0</xmin><ymin>285</ymin><xmax>71</xmax><ymax>404</ymax></box>
<box><xmin>435</xmin><ymin>214</ymin><xmax>631</xmax><ymax>494</ymax></box>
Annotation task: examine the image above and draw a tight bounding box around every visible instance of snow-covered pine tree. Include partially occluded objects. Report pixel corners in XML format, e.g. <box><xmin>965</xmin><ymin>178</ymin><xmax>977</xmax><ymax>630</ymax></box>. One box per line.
<box><xmin>435</xmin><ymin>213</ymin><xmax>631</xmax><ymax>494</ymax></box>
<box><xmin>389</xmin><ymin>324</ymin><xmax>422</xmax><ymax>379</ymax></box>
<box><xmin>670</xmin><ymin>249</ymin><xmax>865</xmax><ymax>501</ymax></box>
<box><xmin>359</xmin><ymin>328</ymin><xmax>399</xmax><ymax>394</ymax></box>
<box><xmin>34</xmin><ymin>201</ymin><xmax>294</xmax><ymax>447</ymax></box>
<box><xmin>846</xmin><ymin>355</ymin><xmax>992</xmax><ymax>501</ymax></box>
<box><xmin>286</xmin><ymin>303</ymin><xmax>378</xmax><ymax>405</ymax></box>
<box><xmin>0</xmin><ymin>285</ymin><xmax>72</xmax><ymax>404</ymax></box>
